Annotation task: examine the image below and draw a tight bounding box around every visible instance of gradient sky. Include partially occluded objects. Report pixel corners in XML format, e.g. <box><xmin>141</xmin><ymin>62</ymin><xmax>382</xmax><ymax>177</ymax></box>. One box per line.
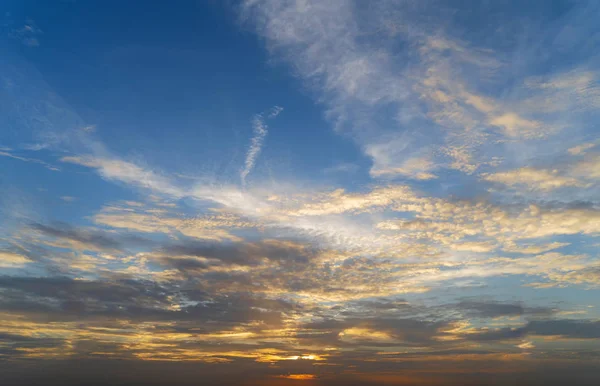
<box><xmin>1</xmin><ymin>1</ymin><xmax>600</xmax><ymax>385</ymax></box>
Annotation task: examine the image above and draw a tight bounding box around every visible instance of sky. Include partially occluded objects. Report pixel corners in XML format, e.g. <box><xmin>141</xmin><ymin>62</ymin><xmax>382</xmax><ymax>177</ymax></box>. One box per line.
<box><xmin>1</xmin><ymin>1</ymin><xmax>600</xmax><ymax>385</ymax></box>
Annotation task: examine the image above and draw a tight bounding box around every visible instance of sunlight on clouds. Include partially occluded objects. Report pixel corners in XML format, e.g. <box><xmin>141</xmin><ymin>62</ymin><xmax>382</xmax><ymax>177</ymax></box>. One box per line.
<box><xmin>94</xmin><ymin>203</ymin><xmax>247</xmax><ymax>241</ymax></box>
<box><xmin>482</xmin><ymin>167</ymin><xmax>585</xmax><ymax>191</ymax></box>
<box><xmin>489</xmin><ymin>113</ymin><xmax>543</xmax><ymax>139</ymax></box>
<box><xmin>0</xmin><ymin>251</ymin><xmax>31</xmax><ymax>267</ymax></box>
<box><xmin>568</xmin><ymin>142</ymin><xmax>596</xmax><ymax>155</ymax></box>
<box><xmin>61</xmin><ymin>155</ymin><xmax>185</xmax><ymax>197</ymax></box>
<box><xmin>276</xmin><ymin>374</ymin><xmax>316</xmax><ymax>380</ymax></box>
<box><xmin>2</xmin><ymin>1</ymin><xmax>600</xmax><ymax>384</ymax></box>
<box><xmin>369</xmin><ymin>154</ymin><xmax>438</xmax><ymax>180</ymax></box>
<box><xmin>289</xmin><ymin>186</ymin><xmax>415</xmax><ymax>216</ymax></box>
<box><xmin>339</xmin><ymin>327</ymin><xmax>394</xmax><ymax>343</ymax></box>
<box><xmin>502</xmin><ymin>241</ymin><xmax>570</xmax><ymax>255</ymax></box>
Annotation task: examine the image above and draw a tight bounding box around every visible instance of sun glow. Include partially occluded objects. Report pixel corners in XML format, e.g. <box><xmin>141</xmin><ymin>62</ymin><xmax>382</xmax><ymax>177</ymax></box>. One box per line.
<box><xmin>277</xmin><ymin>374</ymin><xmax>317</xmax><ymax>380</ymax></box>
<box><xmin>285</xmin><ymin>354</ymin><xmax>323</xmax><ymax>361</ymax></box>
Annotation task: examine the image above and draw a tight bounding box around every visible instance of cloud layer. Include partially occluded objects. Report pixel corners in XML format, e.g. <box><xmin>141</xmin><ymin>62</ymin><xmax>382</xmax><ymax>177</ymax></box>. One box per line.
<box><xmin>1</xmin><ymin>1</ymin><xmax>600</xmax><ymax>385</ymax></box>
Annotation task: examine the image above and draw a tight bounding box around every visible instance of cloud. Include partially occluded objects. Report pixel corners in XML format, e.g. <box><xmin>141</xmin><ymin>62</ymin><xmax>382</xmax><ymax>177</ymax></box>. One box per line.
<box><xmin>482</xmin><ymin>152</ymin><xmax>600</xmax><ymax>193</ymax></box>
<box><xmin>8</xmin><ymin>19</ymin><xmax>43</xmax><ymax>47</ymax></box>
<box><xmin>288</xmin><ymin>185</ymin><xmax>416</xmax><ymax>216</ymax></box>
<box><xmin>0</xmin><ymin>277</ymin><xmax>292</xmax><ymax>344</ymax></box>
<box><xmin>60</xmin><ymin>156</ymin><xmax>185</xmax><ymax>197</ymax></box>
<box><xmin>482</xmin><ymin>167</ymin><xmax>586</xmax><ymax>191</ymax></box>
<box><xmin>0</xmin><ymin>251</ymin><xmax>31</xmax><ymax>268</ymax></box>
<box><xmin>527</xmin><ymin>319</ymin><xmax>600</xmax><ymax>339</ymax></box>
<box><xmin>524</xmin><ymin>70</ymin><xmax>600</xmax><ymax>113</ymax></box>
<box><xmin>3</xmin><ymin>2</ymin><xmax>600</xmax><ymax>379</ymax></box>
<box><xmin>323</xmin><ymin>162</ymin><xmax>359</xmax><ymax>175</ymax></box>
<box><xmin>447</xmin><ymin>241</ymin><xmax>496</xmax><ymax>253</ymax></box>
<box><xmin>155</xmin><ymin>238</ymin><xmax>316</xmax><ymax>268</ymax></box>
<box><xmin>267</xmin><ymin>105</ymin><xmax>283</xmax><ymax>118</ymax></box>
<box><xmin>240</xmin><ymin>106</ymin><xmax>283</xmax><ymax>186</ymax></box>
<box><xmin>53</xmin><ymin>175</ymin><xmax>600</xmax><ymax>297</ymax></box>
<box><xmin>462</xmin><ymin>326</ymin><xmax>528</xmax><ymax>342</ymax></box>
<box><xmin>367</xmin><ymin>143</ymin><xmax>438</xmax><ymax>180</ymax></box>
<box><xmin>0</xmin><ymin>149</ymin><xmax>60</xmax><ymax>171</ymax></box>
<box><xmin>241</xmin><ymin>0</ymin><xmax>421</xmax><ymax>170</ymax></box>
<box><xmin>27</xmin><ymin>222</ymin><xmax>152</xmax><ymax>253</ymax></box>
<box><xmin>455</xmin><ymin>300</ymin><xmax>555</xmax><ymax>319</ymax></box>
<box><xmin>568</xmin><ymin>143</ymin><xmax>596</xmax><ymax>155</ymax></box>
<box><xmin>302</xmin><ymin>316</ymin><xmax>448</xmax><ymax>347</ymax></box>
<box><xmin>502</xmin><ymin>241</ymin><xmax>570</xmax><ymax>255</ymax></box>
<box><xmin>571</xmin><ymin>153</ymin><xmax>600</xmax><ymax>180</ymax></box>
<box><xmin>241</xmin><ymin>0</ymin><xmax>600</xmax><ymax>185</ymax></box>
<box><xmin>488</xmin><ymin>113</ymin><xmax>543</xmax><ymax>139</ymax></box>
<box><xmin>93</xmin><ymin>202</ymin><xmax>249</xmax><ymax>241</ymax></box>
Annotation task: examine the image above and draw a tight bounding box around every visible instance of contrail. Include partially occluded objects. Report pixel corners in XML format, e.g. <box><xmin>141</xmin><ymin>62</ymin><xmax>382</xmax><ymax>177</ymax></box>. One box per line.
<box><xmin>268</xmin><ymin>105</ymin><xmax>283</xmax><ymax>118</ymax></box>
<box><xmin>240</xmin><ymin>106</ymin><xmax>282</xmax><ymax>186</ymax></box>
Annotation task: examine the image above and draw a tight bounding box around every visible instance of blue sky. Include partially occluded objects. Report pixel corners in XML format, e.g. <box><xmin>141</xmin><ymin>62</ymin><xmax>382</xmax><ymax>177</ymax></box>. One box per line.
<box><xmin>1</xmin><ymin>1</ymin><xmax>600</xmax><ymax>385</ymax></box>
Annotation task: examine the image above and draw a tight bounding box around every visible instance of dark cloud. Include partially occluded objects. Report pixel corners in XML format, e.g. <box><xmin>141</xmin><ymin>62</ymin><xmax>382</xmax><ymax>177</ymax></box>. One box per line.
<box><xmin>30</xmin><ymin>222</ymin><xmax>123</xmax><ymax>250</ymax></box>
<box><xmin>0</xmin><ymin>332</ymin><xmax>65</xmax><ymax>358</ymax></box>
<box><xmin>0</xmin><ymin>275</ymin><xmax>168</xmax><ymax>304</ymax></box>
<box><xmin>456</xmin><ymin>319</ymin><xmax>600</xmax><ymax>342</ymax></box>
<box><xmin>29</xmin><ymin>222</ymin><xmax>153</xmax><ymax>251</ymax></box>
<box><xmin>0</xmin><ymin>275</ymin><xmax>294</xmax><ymax>328</ymax></box>
<box><xmin>527</xmin><ymin>319</ymin><xmax>600</xmax><ymax>339</ymax></box>
<box><xmin>159</xmin><ymin>256</ymin><xmax>213</xmax><ymax>271</ymax></box>
<box><xmin>0</xmin><ymin>332</ymin><xmax>56</xmax><ymax>343</ymax></box>
<box><xmin>457</xmin><ymin>300</ymin><xmax>525</xmax><ymax>317</ymax></box>
<box><xmin>300</xmin><ymin>316</ymin><xmax>447</xmax><ymax>347</ymax></box>
<box><xmin>345</xmin><ymin>298</ymin><xmax>412</xmax><ymax>312</ymax></box>
<box><xmin>464</xmin><ymin>327</ymin><xmax>528</xmax><ymax>342</ymax></box>
<box><xmin>158</xmin><ymin>239</ymin><xmax>316</xmax><ymax>267</ymax></box>
<box><xmin>455</xmin><ymin>300</ymin><xmax>556</xmax><ymax>318</ymax></box>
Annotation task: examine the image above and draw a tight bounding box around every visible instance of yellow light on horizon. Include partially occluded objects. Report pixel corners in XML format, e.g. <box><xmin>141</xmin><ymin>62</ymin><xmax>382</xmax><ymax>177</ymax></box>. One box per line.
<box><xmin>276</xmin><ymin>374</ymin><xmax>317</xmax><ymax>380</ymax></box>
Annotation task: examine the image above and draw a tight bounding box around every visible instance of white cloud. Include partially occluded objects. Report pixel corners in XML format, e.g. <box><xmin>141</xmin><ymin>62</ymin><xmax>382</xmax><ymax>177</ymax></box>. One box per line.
<box><xmin>570</xmin><ymin>154</ymin><xmax>600</xmax><ymax>180</ymax></box>
<box><xmin>243</xmin><ymin>0</ymin><xmax>600</xmax><ymax>183</ymax></box>
<box><xmin>482</xmin><ymin>153</ymin><xmax>600</xmax><ymax>193</ymax></box>
<box><xmin>524</xmin><ymin>70</ymin><xmax>600</xmax><ymax>113</ymax></box>
<box><xmin>482</xmin><ymin>167</ymin><xmax>585</xmax><ymax>191</ymax></box>
<box><xmin>568</xmin><ymin>143</ymin><xmax>596</xmax><ymax>155</ymax></box>
<box><xmin>489</xmin><ymin>113</ymin><xmax>543</xmax><ymax>139</ymax></box>
<box><xmin>93</xmin><ymin>202</ymin><xmax>252</xmax><ymax>241</ymax></box>
<box><xmin>366</xmin><ymin>140</ymin><xmax>437</xmax><ymax>180</ymax></box>
<box><xmin>447</xmin><ymin>241</ymin><xmax>497</xmax><ymax>253</ymax></box>
<box><xmin>323</xmin><ymin>162</ymin><xmax>359</xmax><ymax>174</ymax></box>
<box><xmin>502</xmin><ymin>242</ymin><xmax>570</xmax><ymax>255</ymax></box>
<box><xmin>288</xmin><ymin>186</ymin><xmax>416</xmax><ymax>216</ymax></box>
<box><xmin>60</xmin><ymin>155</ymin><xmax>185</xmax><ymax>197</ymax></box>
<box><xmin>0</xmin><ymin>149</ymin><xmax>60</xmax><ymax>171</ymax></box>
<box><xmin>240</xmin><ymin>106</ymin><xmax>283</xmax><ymax>186</ymax></box>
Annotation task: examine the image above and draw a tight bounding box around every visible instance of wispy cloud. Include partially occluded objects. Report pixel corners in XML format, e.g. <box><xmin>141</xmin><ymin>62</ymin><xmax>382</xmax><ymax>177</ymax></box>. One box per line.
<box><xmin>60</xmin><ymin>155</ymin><xmax>185</xmax><ymax>197</ymax></box>
<box><xmin>240</xmin><ymin>106</ymin><xmax>283</xmax><ymax>186</ymax></box>
<box><xmin>3</xmin><ymin>2</ymin><xmax>600</xmax><ymax>381</ymax></box>
<box><xmin>7</xmin><ymin>18</ymin><xmax>42</xmax><ymax>47</ymax></box>
<box><xmin>0</xmin><ymin>149</ymin><xmax>60</xmax><ymax>171</ymax></box>
<box><xmin>242</xmin><ymin>0</ymin><xmax>600</xmax><ymax>181</ymax></box>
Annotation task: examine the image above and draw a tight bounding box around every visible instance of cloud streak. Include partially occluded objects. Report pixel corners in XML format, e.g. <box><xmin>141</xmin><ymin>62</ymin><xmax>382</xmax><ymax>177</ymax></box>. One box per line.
<box><xmin>240</xmin><ymin>106</ymin><xmax>283</xmax><ymax>186</ymax></box>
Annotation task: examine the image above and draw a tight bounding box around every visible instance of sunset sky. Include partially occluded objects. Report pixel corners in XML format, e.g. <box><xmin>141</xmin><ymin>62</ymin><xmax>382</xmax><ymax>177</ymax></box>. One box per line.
<box><xmin>1</xmin><ymin>1</ymin><xmax>600</xmax><ymax>385</ymax></box>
